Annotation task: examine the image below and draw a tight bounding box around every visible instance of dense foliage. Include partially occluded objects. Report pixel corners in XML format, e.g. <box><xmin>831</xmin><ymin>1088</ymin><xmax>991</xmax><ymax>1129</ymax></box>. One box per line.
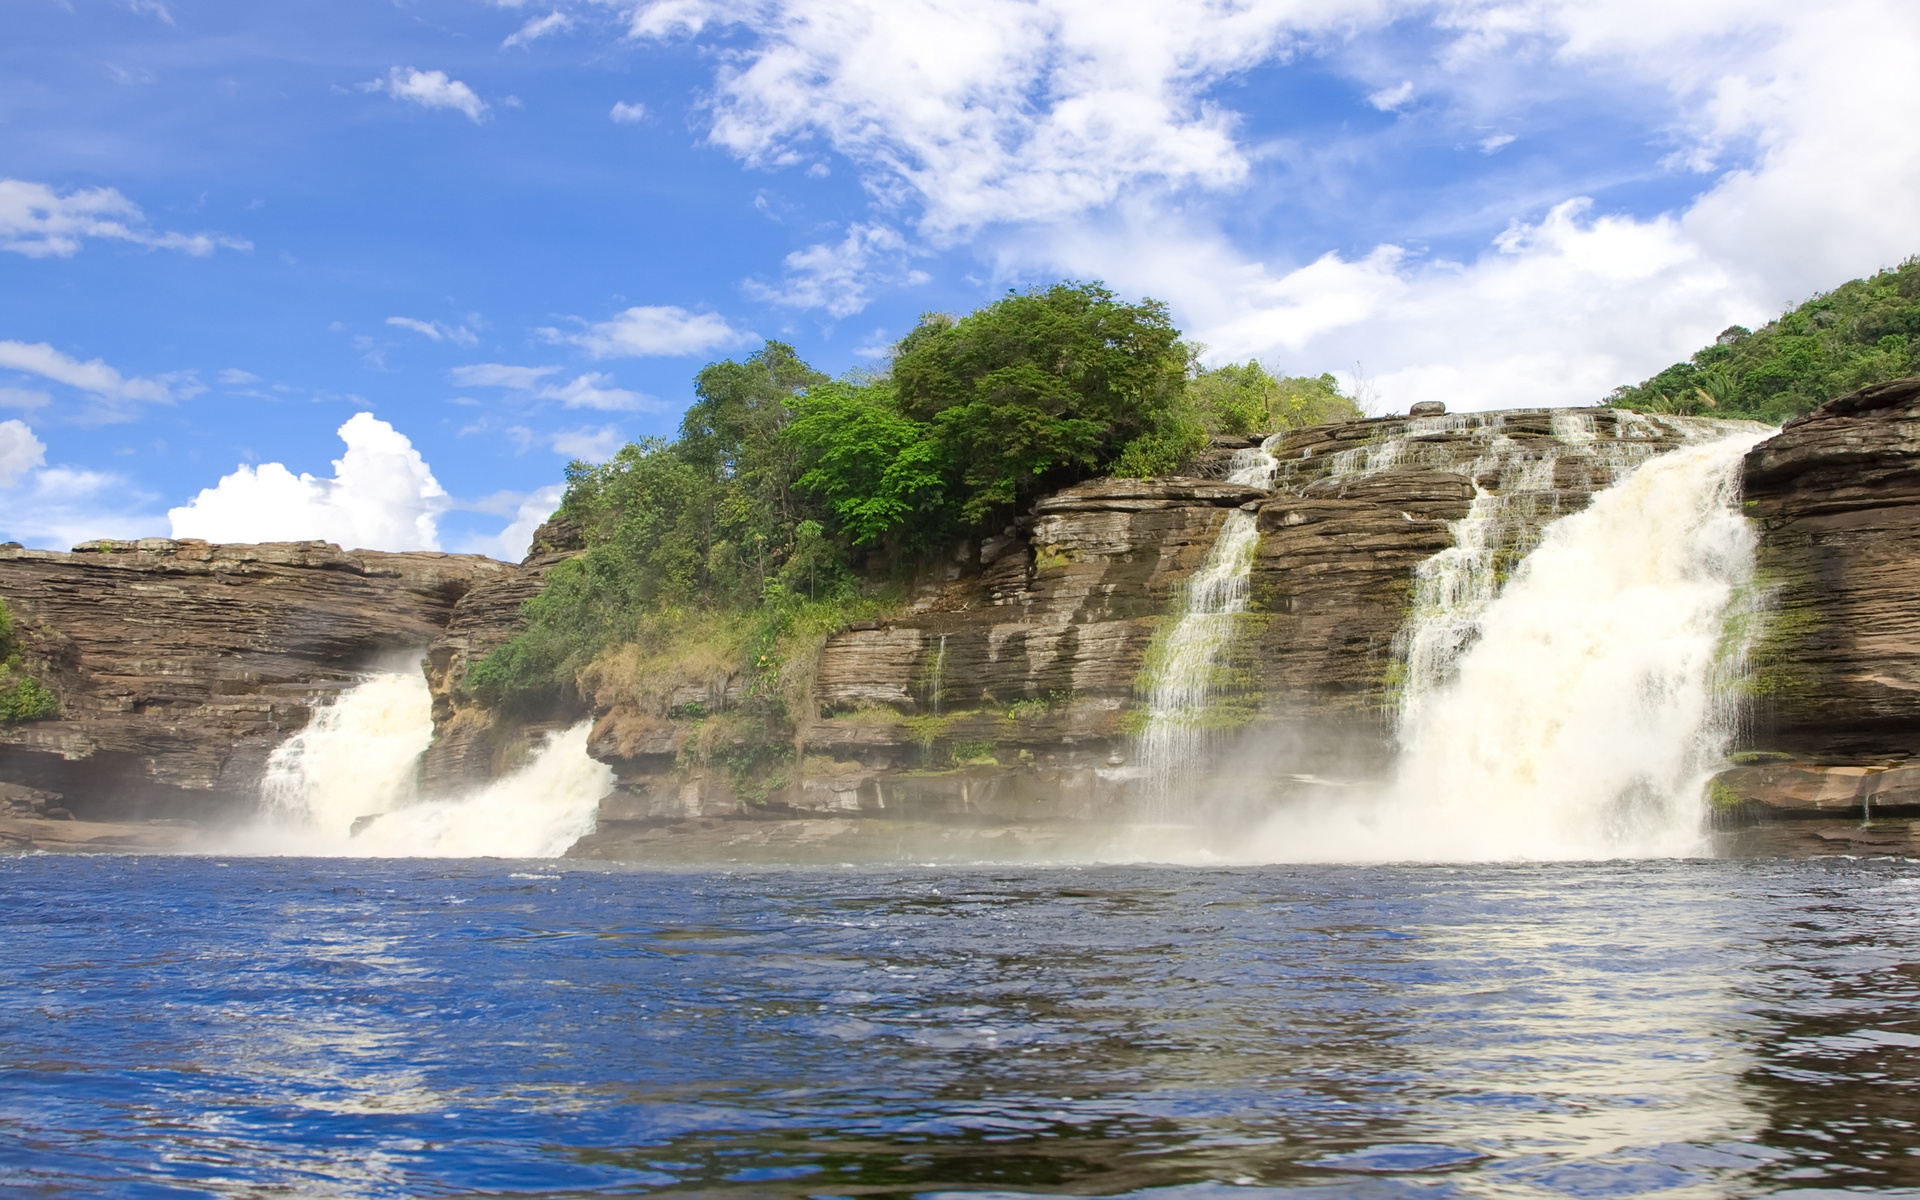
<box><xmin>468</xmin><ymin>281</ymin><xmax>1360</xmax><ymax>722</ymax></box>
<box><xmin>0</xmin><ymin>600</ymin><xmax>57</xmax><ymax>723</ymax></box>
<box><xmin>1609</xmin><ymin>257</ymin><xmax>1920</xmax><ymax>422</ymax></box>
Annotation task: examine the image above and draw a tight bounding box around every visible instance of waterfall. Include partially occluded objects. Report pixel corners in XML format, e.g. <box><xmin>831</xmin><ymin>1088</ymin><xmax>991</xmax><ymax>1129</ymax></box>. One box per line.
<box><xmin>928</xmin><ymin>633</ymin><xmax>948</xmax><ymax>716</ymax></box>
<box><xmin>240</xmin><ymin>671</ymin><xmax>611</xmax><ymax>858</ymax></box>
<box><xmin>1259</xmin><ymin>427</ymin><xmax>1769</xmax><ymax>861</ymax></box>
<box><xmin>1134</xmin><ymin>438</ymin><xmax>1279</xmax><ymax>817</ymax></box>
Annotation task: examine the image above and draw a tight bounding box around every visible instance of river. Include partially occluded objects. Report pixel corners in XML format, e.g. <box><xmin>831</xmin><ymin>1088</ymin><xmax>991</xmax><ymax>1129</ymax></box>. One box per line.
<box><xmin>3</xmin><ymin>854</ymin><xmax>1917</xmax><ymax>1197</ymax></box>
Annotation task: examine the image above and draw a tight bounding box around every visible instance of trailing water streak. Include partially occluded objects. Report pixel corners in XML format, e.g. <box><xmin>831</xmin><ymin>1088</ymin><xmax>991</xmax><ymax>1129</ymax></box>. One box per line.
<box><xmin>1261</xmin><ymin>429</ymin><xmax>1769</xmax><ymax>861</ymax></box>
<box><xmin>242</xmin><ymin>671</ymin><xmax>610</xmax><ymax>857</ymax></box>
<box><xmin>1134</xmin><ymin>438</ymin><xmax>1278</xmax><ymax>817</ymax></box>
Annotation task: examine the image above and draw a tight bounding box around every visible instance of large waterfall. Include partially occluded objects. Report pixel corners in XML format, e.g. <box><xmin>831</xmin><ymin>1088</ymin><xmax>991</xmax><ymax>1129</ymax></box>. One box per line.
<box><xmin>1135</xmin><ymin>437</ymin><xmax>1279</xmax><ymax>816</ymax></box>
<box><xmin>1256</xmin><ymin>426</ymin><xmax>1770</xmax><ymax>861</ymax></box>
<box><xmin>237</xmin><ymin>672</ymin><xmax>611</xmax><ymax>858</ymax></box>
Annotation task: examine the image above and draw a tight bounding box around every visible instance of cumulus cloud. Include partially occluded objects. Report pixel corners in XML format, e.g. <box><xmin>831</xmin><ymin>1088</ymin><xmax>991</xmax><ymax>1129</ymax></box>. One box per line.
<box><xmin>0</xmin><ymin>178</ymin><xmax>251</xmax><ymax>259</ymax></box>
<box><xmin>0</xmin><ymin>420</ymin><xmax>46</xmax><ymax>488</ymax></box>
<box><xmin>483</xmin><ymin>484</ymin><xmax>565</xmax><ymax>560</ymax></box>
<box><xmin>610</xmin><ymin>101</ymin><xmax>648</xmax><ymax>123</ymax></box>
<box><xmin>628</xmin><ymin>0</ymin><xmax>1920</xmax><ymax>405</ymax></box>
<box><xmin>168</xmin><ymin>413</ymin><xmax>449</xmax><ymax>552</ymax></box>
<box><xmin>363</xmin><ymin>68</ymin><xmax>491</xmax><ymax>123</ymax></box>
<box><xmin>387</xmin><ymin>316</ymin><xmax>479</xmax><ymax>346</ymax></box>
<box><xmin>539</xmin><ymin>373</ymin><xmax>660</xmax><ymax>412</ymax></box>
<box><xmin>449</xmin><ymin>362</ymin><xmax>559</xmax><ymax>389</ymax></box>
<box><xmin>744</xmin><ymin>222</ymin><xmax>929</xmax><ymax>318</ymax></box>
<box><xmin>540</xmin><ymin>305</ymin><xmax>750</xmax><ymax>357</ymax></box>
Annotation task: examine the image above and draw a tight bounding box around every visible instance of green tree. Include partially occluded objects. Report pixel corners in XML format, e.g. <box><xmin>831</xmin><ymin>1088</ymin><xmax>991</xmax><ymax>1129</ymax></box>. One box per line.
<box><xmin>787</xmin><ymin>380</ymin><xmax>946</xmax><ymax>547</ymax></box>
<box><xmin>1188</xmin><ymin>360</ymin><xmax>1362</xmax><ymax>433</ymax></box>
<box><xmin>1608</xmin><ymin>256</ymin><xmax>1920</xmax><ymax>421</ymax></box>
<box><xmin>891</xmin><ymin>282</ymin><xmax>1194</xmax><ymax>525</ymax></box>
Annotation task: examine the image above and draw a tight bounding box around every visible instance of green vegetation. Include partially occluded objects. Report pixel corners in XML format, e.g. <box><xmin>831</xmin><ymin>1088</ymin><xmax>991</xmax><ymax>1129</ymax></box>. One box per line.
<box><xmin>1608</xmin><ymin>257</ymin><xmax>1920</xmax><ymax>422</ymax></box>
<box><xmin>469</xmin><ymin>281</ymin><xmax>1363</xmax><ymax>772</ymax></box>
<box><xmin>0</xmin><ymin>600</ymin><xmax>57</xmax><ymax>723</ymax></box>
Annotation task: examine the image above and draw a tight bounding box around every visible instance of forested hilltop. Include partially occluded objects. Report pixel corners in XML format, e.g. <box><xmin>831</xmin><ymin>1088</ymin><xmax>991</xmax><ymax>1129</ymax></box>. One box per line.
<box><xmin>1608</xmin><ymin>257</ymin><xmax>1920</xmax><ymax>421</ymax></box>
<box><xmin>469</xmin><ymin>282</ymin><xmax>1358</xmax><ymax>744</ymax></box>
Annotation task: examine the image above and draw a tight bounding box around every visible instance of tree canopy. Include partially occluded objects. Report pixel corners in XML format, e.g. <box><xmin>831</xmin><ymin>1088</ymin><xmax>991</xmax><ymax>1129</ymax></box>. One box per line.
<box><xmin>1608</xmin><ymin>257</ymin><xmax>1920</xmax><ymax>422</ymax></box>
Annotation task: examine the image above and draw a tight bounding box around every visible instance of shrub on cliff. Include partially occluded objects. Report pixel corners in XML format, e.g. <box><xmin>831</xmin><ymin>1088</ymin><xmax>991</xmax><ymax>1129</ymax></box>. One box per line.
<box><xmin>0</xmin><ymin>600</ymin><xmax>56</xmax><ymax>723</ymax></box>
<box><xmin>1608</xmin><ymin>256</ymin><xmax>1920</xmax><ymax>422</ymax></box>
<box><xmin>468</xmin><ymin>281</ymin><xmax>1348</xmax><ymax>722</ymax></box>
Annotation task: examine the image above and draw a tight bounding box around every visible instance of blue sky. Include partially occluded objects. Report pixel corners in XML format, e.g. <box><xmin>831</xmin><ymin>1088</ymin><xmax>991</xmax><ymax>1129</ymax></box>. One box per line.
<box><xmin>3</xmin><ymin>0</ymin><xmax>1917</xmax><ymax>556</ymax></box>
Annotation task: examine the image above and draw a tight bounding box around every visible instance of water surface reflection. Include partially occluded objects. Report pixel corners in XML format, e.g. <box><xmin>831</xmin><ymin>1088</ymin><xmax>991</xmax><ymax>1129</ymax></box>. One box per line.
<box><xmin>1</xmin><ymin>857</ymin><xmax>1917</xmax><ymax>1196</ymax></box>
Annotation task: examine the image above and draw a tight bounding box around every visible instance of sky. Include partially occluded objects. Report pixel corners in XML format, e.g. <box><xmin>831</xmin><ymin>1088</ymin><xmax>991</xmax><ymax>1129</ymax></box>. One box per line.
<box><xmin>3</xmin><ymin>0</ymin><xmax>1917</xmax><ymax>558</ymax></box>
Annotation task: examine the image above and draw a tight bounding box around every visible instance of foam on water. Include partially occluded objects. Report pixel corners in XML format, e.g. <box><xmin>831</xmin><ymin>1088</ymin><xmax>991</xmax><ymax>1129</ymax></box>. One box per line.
<box><xmin>234</xmin><ymin>672</ymin><xmax>610</xmax><ymax>858</ymax></box>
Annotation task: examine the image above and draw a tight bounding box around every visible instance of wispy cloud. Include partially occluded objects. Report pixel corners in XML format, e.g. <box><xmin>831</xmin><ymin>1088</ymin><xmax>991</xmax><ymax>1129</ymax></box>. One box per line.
<box><xmin>610</xmin><ymin>101</ymin><xmax>647</xmax><ymax>123</ymax></box>
<box><xmin>0</xmin><ymin>341</ymin><xmax>181</xmax><ymax>419</ymax></box>
<box><xmin>550</xmin><ymin>425</ymin><xmax>624</xmax><ymax>461</ymax></box>
<box><xmin>540</xmin><ymin>305</ymin><xmax>750</xmax><ymax>357</ymax></box>
<box><xmin>448</xmin><ymin>362</ymin><xmax>558</xmax><ymax>389</ymax></box>
<box><xmin>0</xmin><ymin>179</ymin><xmax>251</xmax><ymax>259</ymax></box>
<box><xmin>539</xmin><ymin>372</ymin><xmax>661</xmax><ymax>412</ymax></box>
<box><xmin>387</xmin><ymin>316</ymin><xmax>479</xmax><ymax>346</ymax></box>
<box><xmin>504</xmin><ymin>11</ymin><xmax>573</xmax><ymax>47</ymax></box>
<box><xmin>363</xmin><ymin>67</ymin><xmax>491</xmax><ymax>123</ymax></box>
<box><xmin>744</xmin><ymin>222</ymin><xmax>928</xmax><ymax>318</ymax></box>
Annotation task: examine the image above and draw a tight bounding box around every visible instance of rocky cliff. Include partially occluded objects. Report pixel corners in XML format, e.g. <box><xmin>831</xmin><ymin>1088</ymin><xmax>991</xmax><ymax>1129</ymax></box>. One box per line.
<box><xmin>1714</xmin><ymin>376</ymin><xmax>1920</xmax><ymax>828</ymax></box>
<box><xmin>0</xmin><ymin>538</ymin><xmax>507</xmax><ymax>824</ymax></box>
<box><xmin>570</xmin><ymin>406</ymin><xmax>1723</xmax><ymax>857</ymax></box>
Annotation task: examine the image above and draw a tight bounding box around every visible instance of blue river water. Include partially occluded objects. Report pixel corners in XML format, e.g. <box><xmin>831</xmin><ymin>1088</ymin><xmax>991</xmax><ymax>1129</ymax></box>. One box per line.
<box><xmin>3</xmin><ymin>854</ymin><xmax>1919</xmax><ymax>1198</ymax></box>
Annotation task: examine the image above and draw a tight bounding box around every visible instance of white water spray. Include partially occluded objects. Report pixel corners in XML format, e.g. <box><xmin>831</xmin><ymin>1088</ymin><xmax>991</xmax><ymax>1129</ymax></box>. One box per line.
<box><xmin>239</xmin><ymin>671</ymin><xmax>610</xmax><ymax>857</ymax></box>
<box><xmin>1135</xmin><ymin>438</ymin><xmax>1279</xmax><ymax>815</ymax></box>
<box><xmin>1259</xmin><ymin>428</ymin><xmax>1769</xmax><ymax>861</ymax></box>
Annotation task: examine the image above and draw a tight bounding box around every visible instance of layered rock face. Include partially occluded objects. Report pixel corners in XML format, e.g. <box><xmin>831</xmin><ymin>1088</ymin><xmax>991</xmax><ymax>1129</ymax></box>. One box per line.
<box><xmin>1716</xmin><ymin>376</ymin><xmax>1920</xmax><ymax>820</ymax></box>
<box><xmin>419</xmin><ymin>518</ymin><xmax>586</xmax><ymax>797</ymax></box>
<box><xmin>573</xmin><ymin>407</ymin><xmax>1721</xmax><ymax>856</ymax></box>
<box><xmin>0</xmin><ymin>539</ymin><xmax>507</xmax><ymax>823</ymax></box>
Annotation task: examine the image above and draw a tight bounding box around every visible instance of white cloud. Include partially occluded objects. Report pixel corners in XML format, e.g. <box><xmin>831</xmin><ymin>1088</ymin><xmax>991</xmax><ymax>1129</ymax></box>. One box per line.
<box><xmin>363</xmin><ymin>68</ymin><xmax>491</xmax><ymax>123</ymax></box>
<box><xmin>1368</xmin><ymin>80</ymin><xmax>1415</xmax><ymax>110</ymax></box>
<box><xmin>656</xmin><ymin>0</ymin><xmax>1916</xmax><ymax>408</ymax></box>
<box><xmin>127</xmin><ymin>0</ymin><xmax>174</xmax><ymax>24</ymax></box>
<box><xmin>0</xmin><ymin>178</ymin><xmax>251</xmax><ymax>259</ymax></box>
<box><xmin>168</xmin><ymin>413</ymin><xmax>450</xmax><ymax>552</ymax></box>
<box><xmin>539</xmin><ymin>372</ymin><xmax>660</xmax><ymax>412</ymax></box>
<box><xmin>386</xmin><ymin>316</ymin><xmax>479</xmax><ymax>346</ymax></box>
<box><xmin>550</xmin><ymin>425</ymin><xmax>624</xmax><ymax>461</ymax></box>
<box><xmin>0</xmin><ymin>465</ymin><xmax>165</xmax><ymax>550</ymax></box>
<box><xmin>1478</xmin><ymin>133</ymin><xmax>1515</xmax><ymax>153</ymax></box>
<box><xmin>482</xmin><ymin>484</ymin><xmax>566</xmax><ymax>560</ymax></box>
<box><xmin>541</xmin><ymin>305</ymin><xmax>750</xmax><ymax>357</ymax></box>
<box><xmin>449</xmin><ymin>362</ymin><xmax>559</xmax><ymax>389</ymax></box>
<box><xmin>0</xmin><ymin>341</ymin><xmax>178</xmax><ymax>419</ymax></box>
<box><xmin>744</xmin><ymin>222</ymin><xmax>928</xmax><ymax>318</ymax></box>
<box><xmin>0</xmin><ymin>387</ymin><xmax>50</xmax><ymax>410</ymax></box>
<box><xmin>610</xmin><ymin>101</ymin><xmax>648</xmax><ymax>123</ymax></box>
<box><xmin>217</xmin><ymin>368</ymin><xmax>259</xmax><ymax>385</ymax></box>
<box><xmin>0</xmin><ymin>420</ymin><xmax>46</xmax><ymax>488</ymax></box>
<box><xmin>504</xmin><ymin>10</ymin><xmax>573</xmax><ymax>47</ymax></box>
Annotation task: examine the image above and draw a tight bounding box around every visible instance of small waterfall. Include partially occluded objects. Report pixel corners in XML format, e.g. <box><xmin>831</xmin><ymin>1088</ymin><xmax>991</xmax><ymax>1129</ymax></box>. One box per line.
<box><xmin>1261</xmin><ymin>427</ymin><xmax>1769</xmax><ymax>861</ymax></box>
<box><xmin>241</xmin><ymin>671</ymin><xmax>610</xmax><ymax>858</ymax></box>
<box><xmin>928</xmin><ymin>633</ymin><xmax>948</xmax><ymax>716</ymax></box>
<box><xmin>260</xmin><ymin>672</ymin><xmax>434</xmax><ymax>834</ymax></box>
<box><xmin>1135</xmin><ymin>437</ymin><xmax>1279</xmax><ymax>816</ymax></box>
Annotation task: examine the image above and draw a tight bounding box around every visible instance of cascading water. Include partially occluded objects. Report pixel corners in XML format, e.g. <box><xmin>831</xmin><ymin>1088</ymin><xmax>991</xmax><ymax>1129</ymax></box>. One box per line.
<box><xmin>1258</xmin><ymin>426</ymin><xmax>1771</xmax><ymax>861</ymax></box>
<box><xmin>1135</xmin><ymin>437</ymin><xmax>1279</xmax><ymax>817</ymax></box>
<box><xmin>239</xmin><ymin>671</ymin><xmax>611</xmax><ymax>858</ymax></box>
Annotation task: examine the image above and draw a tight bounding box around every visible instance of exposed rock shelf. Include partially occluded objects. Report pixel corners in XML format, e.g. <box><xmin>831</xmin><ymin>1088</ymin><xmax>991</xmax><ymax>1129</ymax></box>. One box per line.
<box><xmin>0</xmin><ymin>538</ymin><xmax>507</xmax><ymax>823</ymax></box>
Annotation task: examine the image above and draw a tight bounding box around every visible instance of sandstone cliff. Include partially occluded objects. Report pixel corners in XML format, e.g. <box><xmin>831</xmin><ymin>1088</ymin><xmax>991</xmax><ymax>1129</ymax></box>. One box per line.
<box><xmin>1714</xmin><ymin>376</ymin><xmax>1920</xmax><ymax>823</ymax></box>
<box><xmin>571</xmin><ymin>406</ymin><xmax>1719</xmax><ymax>857</ymax></box>
<box><xmin>0</xmin><ymin>538</ymin><xmax>507</xmax><ymax>823</ymax></box>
